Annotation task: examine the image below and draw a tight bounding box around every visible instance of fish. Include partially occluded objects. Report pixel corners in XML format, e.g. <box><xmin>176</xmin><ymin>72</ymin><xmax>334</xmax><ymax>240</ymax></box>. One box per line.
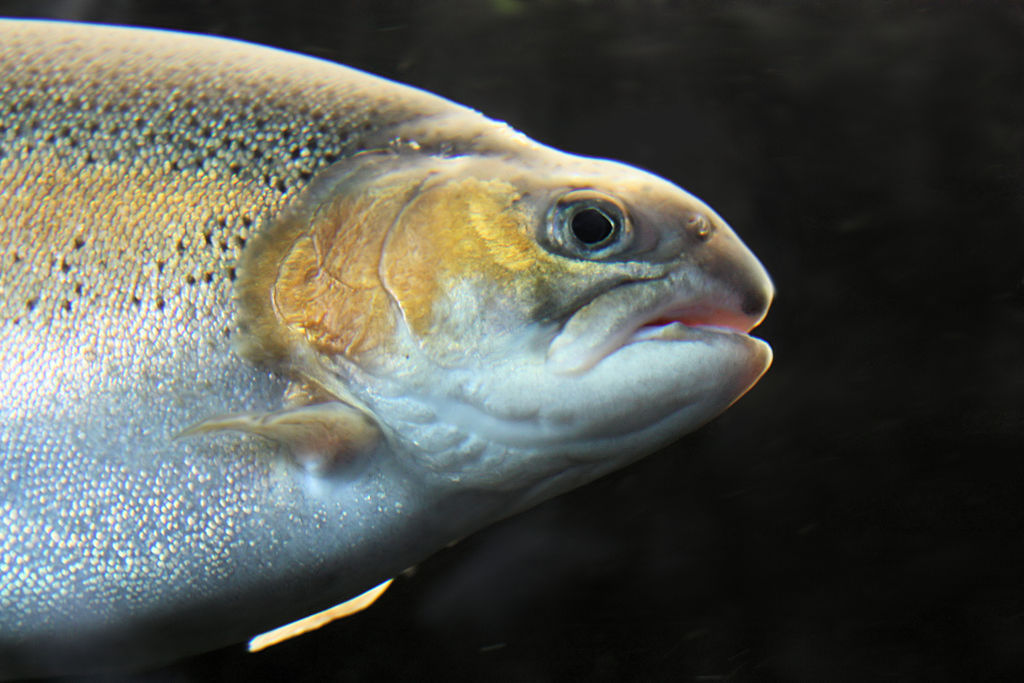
<box><xmin>0</xmin><ymin>19</ymin><xmax>773</xmax><ymax>678</ymax></box>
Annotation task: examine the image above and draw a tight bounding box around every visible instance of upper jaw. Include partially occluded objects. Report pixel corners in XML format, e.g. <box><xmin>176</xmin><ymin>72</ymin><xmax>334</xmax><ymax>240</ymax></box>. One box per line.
<box><xmin>546</xmin><ymin>265</ymin><xmax>773</xmax><ymax>376</ymax></box>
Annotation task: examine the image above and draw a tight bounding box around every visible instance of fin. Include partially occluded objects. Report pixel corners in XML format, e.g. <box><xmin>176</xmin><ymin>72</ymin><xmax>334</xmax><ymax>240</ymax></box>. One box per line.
<box><xmin>247</xmin><ymin>579</ymin><xmax>394</xmax><ymax>653</ymax></box>
<box><xmin>179</xmin><ymin>400</ymin><xmax>380</xmax><ymax>473</ymax></box>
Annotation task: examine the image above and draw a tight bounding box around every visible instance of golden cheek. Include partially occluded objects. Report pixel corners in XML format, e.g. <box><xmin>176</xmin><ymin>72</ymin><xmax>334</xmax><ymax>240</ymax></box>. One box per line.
<box><xmin>237</xmin><ymin>183</ymin><xmax>414</xmax><ymax>363</ymax></box>
<box><xmin>381</xmin><ymin>177</ymin><xmax>561</xmax><ymax>338</ymax></box>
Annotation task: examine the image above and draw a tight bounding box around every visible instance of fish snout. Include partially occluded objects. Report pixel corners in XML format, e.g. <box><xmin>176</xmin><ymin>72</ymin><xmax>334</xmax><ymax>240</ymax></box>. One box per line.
<box><xmin>680</xmin><ymin>209</ymin><xmax>774</xmax><ymax>335</ymax></box>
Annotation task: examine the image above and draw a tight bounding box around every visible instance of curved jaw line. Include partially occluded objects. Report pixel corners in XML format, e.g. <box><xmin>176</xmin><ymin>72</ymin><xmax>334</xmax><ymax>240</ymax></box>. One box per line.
<box><xmin>546</xmin><ymin>276</ymin><xmax>770</xmax><ymax>376</ymax></box>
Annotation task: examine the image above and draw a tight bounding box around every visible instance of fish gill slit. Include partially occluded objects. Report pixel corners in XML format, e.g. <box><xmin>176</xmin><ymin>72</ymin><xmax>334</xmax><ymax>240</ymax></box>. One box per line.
<box><xmin>376</xmin><ymin>174</ymin><xmax>435</xmax><ymax>326</ymax></box>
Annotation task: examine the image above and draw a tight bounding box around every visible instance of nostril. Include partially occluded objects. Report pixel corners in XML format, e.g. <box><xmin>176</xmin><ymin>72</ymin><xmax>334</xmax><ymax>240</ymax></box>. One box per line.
<box><xmin>687</xmin><ymin>213</ymin><xmax>713</xmax><ymax>242</ymax></box>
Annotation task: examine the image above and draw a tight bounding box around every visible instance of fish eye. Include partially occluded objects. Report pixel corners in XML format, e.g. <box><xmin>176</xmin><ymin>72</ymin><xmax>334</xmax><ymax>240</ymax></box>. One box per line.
<box><xmin>547</xmin><ymin>190</ymin><xmax>630</xmax><ymax>258</ymax></box>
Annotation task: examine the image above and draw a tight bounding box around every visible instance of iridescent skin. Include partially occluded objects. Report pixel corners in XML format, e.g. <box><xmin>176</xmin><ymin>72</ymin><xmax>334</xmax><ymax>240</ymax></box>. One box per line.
<box><xmin>0</xmin><ymin>20</ymin><xmax>772</xmax><ymax>678</ymax></box>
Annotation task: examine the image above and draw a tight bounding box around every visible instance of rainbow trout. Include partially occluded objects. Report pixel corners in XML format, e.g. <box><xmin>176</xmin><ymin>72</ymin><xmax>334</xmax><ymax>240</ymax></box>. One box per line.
<box><xmin>0</xmin><ymin>20</ymin><xmax>773</xmax><ymax>677</ymax></box>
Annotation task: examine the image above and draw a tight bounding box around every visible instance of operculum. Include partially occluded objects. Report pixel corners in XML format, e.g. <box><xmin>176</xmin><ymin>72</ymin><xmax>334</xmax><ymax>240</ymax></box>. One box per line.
<box><xmin>235</xmin><ymin>151</ymin><xmax>439</xmax><ymax>372</ymax></box>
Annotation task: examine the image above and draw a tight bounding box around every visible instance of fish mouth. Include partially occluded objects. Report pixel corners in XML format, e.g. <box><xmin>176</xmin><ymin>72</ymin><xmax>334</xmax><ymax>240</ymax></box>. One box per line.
<box><xmin>627</xmin><ymin>301</ymin><xmax>766</xmax><ymax>342</ymax></box>
<box><xmin>546</xmin><ymin>277</ymin><xmax>771</xmax><ymax>375</ymax></box>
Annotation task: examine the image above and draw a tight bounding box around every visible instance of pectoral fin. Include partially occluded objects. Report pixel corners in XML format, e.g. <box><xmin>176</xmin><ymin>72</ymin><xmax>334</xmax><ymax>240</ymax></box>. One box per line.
<box><xmin>180</xmin><ymin>400</ymin><xmax>380</xmax><ymax>473</ymax></box>
<box><xmin>247</xmin><ymin>579</ymin><xmax>394</xmax><ymax>652</ymax></box>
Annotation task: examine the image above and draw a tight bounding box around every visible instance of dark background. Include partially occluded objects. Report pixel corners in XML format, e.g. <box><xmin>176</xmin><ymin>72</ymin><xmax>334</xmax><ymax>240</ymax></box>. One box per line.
<box><xmin>4</xmin><ymin>1</ymin><xmax>1023</xmax><ymax>681</ymax></box>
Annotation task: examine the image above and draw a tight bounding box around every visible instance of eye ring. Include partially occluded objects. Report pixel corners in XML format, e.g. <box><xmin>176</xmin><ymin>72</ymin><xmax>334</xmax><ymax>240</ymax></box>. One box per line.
<box><xmin>547</xmin><ymin>190</ymin><xmax>630</xmax><ymax>258</ymax></box>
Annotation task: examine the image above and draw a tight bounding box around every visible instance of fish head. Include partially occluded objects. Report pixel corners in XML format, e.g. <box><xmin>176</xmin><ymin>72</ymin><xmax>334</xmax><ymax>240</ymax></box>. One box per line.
<box><xmin>239</xmin><ymin>147</ymin><xmax>773</xmax><ymax>504</ymax></box>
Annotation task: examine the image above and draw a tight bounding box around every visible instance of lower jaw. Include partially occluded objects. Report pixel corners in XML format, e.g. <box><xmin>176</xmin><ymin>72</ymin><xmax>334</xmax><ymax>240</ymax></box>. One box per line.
<box><xmin>615</xmin><ymin>327</ymin><xmax>773</xmax><ymax>386</ymax></box>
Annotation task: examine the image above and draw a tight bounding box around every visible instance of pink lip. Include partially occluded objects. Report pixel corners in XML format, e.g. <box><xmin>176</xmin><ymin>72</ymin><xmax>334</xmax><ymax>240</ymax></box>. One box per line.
<box><xmin>638</xmin><ymin>304</ymin><xmax>760</xmax><ymax>336</ymax></box>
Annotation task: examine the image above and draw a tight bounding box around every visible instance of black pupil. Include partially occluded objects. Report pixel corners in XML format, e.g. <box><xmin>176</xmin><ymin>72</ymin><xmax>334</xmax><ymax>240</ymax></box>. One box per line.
<box><xmin>570</xmin><ymin>207</ymin><xmax>615</xmax><ymax>245</ymax></box>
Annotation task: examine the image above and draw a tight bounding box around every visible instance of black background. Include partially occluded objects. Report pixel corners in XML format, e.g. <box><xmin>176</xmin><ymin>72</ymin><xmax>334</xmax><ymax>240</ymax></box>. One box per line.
<box><xmin>4</xmin><ymin>1</ymin><xmax>1024</xmax><ymax>681</ymax></box>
